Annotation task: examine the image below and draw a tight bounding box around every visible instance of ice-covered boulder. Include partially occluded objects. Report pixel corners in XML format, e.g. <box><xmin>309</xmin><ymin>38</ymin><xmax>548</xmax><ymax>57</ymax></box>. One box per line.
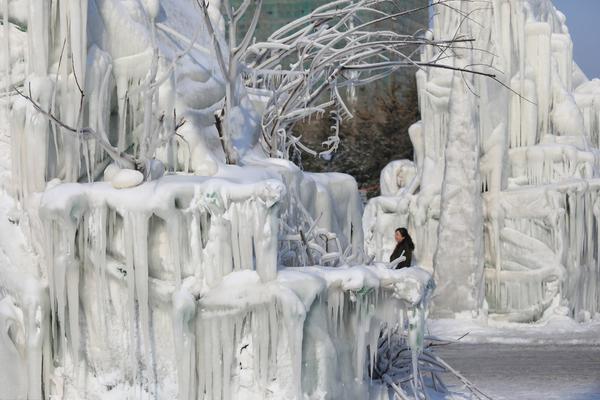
<box><xmin>110</xmin><ymin>169</ymin><xmax>144</xmax><ymax>189</ymax></box>
<box><xmin>102</xmin><ymin>163</ymin><xmax>121</xmax><ymax>182</ymax></box>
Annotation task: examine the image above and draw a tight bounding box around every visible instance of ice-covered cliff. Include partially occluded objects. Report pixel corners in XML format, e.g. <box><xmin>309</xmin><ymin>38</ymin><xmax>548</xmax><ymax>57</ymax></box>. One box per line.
<box><xmin>365</xmin><ymin>0</ymin><xmax>600</xmax><ymax>322</ymax></box>
<box><xmin>0</xmin><ymin>0</ymin><xmax>436</xmax><ymax>399</ymax></box>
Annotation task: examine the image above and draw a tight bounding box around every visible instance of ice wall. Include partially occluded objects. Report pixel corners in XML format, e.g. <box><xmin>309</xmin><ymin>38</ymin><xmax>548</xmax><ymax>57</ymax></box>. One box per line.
<box><xmin>0</xmin><ymin>0</ymin><xmax>432</xmax><ymax>398</ymax></box>
<box><xmin>364</xmin><ymin>0</ymin><xmax>600</xmax><ymax>321</ymax></box>
<box><xmin>2</xmin><ymin>169</ymin><xmax>433</xmax><ymax>398</ymax></box>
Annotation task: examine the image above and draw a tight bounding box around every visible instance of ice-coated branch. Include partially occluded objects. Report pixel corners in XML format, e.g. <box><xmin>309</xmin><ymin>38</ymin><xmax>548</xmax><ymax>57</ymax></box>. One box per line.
<box><xmin>197</xmin><ymin>0</ymin><xmax>229</xmax><ymax>78</ymax></box>
<box><xmin>14</xmin><ymin>84</ymin><xmax>185</xmax><ymax>176</ymax></box>
<box><xmin>371</xmin><ymin>325</ymin><xmax>495</xmax><ymax>399</ymax></box>
<box><xmin>279</xmin><ymin>198</ymin><xmax>351</xmax><ymax>267</ymax></box>
<box><xmin>14</xmin><ymin>85</ymin><xmax>136</xmax><ymax>170</ymax></box>
<box><xmin>241</xmin><ymin>0</ymin><xmax>504</xmax><ymax>160</ymax></box>
<box><xmin>234</xmin><ymin>0</ymin><xmax>263</xmax><ymax>56</ymax></box>
<box><xmin>196</xmin><ymin>0</ymin><xmax>262</xmax><ymax>164</ymax></box>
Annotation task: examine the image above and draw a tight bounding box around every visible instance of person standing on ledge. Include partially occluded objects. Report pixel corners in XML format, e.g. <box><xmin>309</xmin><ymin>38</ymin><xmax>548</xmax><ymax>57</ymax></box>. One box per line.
<box><xmin>390</xmin><ymin>227</ymin><xmax>414</xmax><ymax>269</ymax></box>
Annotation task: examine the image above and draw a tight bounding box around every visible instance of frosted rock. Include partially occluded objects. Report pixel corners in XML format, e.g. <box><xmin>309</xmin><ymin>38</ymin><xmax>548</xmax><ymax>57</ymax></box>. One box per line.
<box><xmin>110</xmin><ymin>169</ymin><xmax>144</xmax><ymax>189</ymax></box>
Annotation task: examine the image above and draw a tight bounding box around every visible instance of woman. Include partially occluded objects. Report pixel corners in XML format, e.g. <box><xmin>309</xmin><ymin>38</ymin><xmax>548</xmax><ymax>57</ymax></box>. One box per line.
<box><xmin>389</xmin><ymin>227</ymin><xmax>414</xmax><ymax>269</ymax></box>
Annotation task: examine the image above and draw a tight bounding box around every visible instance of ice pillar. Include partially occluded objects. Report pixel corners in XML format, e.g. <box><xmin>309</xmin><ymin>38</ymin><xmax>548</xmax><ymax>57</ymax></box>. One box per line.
<box><xmin>432</xmin><ymin>61</ymin><xmax>485</xmax><ymax>316</ymax></box>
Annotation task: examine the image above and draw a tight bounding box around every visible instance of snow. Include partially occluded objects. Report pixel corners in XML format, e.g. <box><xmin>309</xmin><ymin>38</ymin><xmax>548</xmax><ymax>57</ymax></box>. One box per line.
<box><xmin>435</xmin><ymin>343</ymin><xmax>600</xmax><ymax>400</ymax></box>
<box><xmin>428</xmin><ymin>316</ymin><xmax>600</xmax><ymax>346</ymax></box>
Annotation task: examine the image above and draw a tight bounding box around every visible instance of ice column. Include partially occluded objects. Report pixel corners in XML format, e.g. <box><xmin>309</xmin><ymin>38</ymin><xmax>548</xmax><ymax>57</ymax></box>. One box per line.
<box><xmin>433</xmin><ymin>62</ymin><xmax>485</xmax><ymax>316</ymax></box>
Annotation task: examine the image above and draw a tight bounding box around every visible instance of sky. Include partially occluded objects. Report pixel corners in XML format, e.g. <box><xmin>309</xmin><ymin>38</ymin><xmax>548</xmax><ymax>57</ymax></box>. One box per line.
<box><xmin>553</xmin><ymin>0</ymin><xmax>600</xmax><ymax>79</ymax></box>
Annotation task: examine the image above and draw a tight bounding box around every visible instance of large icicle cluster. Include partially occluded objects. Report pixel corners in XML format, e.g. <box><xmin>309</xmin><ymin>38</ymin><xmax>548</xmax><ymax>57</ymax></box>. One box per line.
<box><xmin>0</xmin><ymin>0</ymin><xmax>434</xmax><ymax>399</ymax></box>
<box><xmin>33</xmin><ymin>174</ymin><xmax>432</xmax><ymax>399</ymax></box>
<box><xmin>365</xmin><ymin>0</ymin><xmax>600</xmax><ymax>322</ymax></box>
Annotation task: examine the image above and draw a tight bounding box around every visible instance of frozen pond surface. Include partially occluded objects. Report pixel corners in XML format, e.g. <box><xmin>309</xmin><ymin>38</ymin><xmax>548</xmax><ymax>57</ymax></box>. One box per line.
<box><xmin>435</xmin><ymin>344</ymin><xmax>600</xmax><ymax>400</ymax></box>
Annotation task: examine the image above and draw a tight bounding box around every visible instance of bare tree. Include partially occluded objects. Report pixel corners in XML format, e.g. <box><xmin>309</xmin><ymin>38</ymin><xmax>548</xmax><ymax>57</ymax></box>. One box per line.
<box><xmin>241</xmin><ymin>0</ymin><xmax>496</xmax><ymax>160</ymax></box>
<box><xmin>197</xmin><ymin>0</ymin><xmax>263</xmax><ymax>164</ymax></box>
<box><xmin>15</xmin><ymin>0</ymin><xmax>496</xmax><ymax>175</ymax></box>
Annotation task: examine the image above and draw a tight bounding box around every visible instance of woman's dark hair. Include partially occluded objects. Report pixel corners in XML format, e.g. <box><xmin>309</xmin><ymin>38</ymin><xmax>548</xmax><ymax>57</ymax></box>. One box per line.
<box><xmin>395</xmin><ymin>227</ymin><xmax>415</xmax><ymax>250</ymax></box>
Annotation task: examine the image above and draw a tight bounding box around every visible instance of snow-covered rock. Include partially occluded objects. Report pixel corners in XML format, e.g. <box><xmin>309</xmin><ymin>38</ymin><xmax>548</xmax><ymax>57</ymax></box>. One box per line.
<box><xmin>110</xmin><ymin>168</ymin><xmax>144</xmax><ymax>189</ymax></box>
<box><xmin>102</xmin><ymin>163</ymin><xmax>121</xmax><ymax>182</ymax></box>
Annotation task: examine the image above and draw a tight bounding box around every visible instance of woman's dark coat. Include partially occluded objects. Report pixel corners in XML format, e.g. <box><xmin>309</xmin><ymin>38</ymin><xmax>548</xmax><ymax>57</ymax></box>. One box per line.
<box><xmin>390</xmin><ymin>240</ymin><xmax>414</xmax><ymax>269</ymax></box>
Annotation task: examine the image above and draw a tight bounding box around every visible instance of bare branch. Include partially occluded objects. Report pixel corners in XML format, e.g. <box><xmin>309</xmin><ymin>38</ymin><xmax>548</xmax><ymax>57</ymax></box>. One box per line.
<box><xmin>236</xmin><ymin>0</ymin><xmax>520</xmax><ymax>160</ymax></box>
<box><xmin>14</xmin><ymin>84</ymin><xmax>137</xmax><ymax>169</ymax></box>
<box><xmin>233</xmin><ymin>0</ymin><xmax>263</xmax><ymax>56</ymax></box>
<box><xmin>197</xmin><ymin>0</ymin><xmax>229</xmax><ymax>78</ymax></box>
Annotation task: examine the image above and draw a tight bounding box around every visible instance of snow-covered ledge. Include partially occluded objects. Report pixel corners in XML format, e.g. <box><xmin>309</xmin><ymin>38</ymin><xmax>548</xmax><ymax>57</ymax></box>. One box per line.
<box><xmin>0</xmin><ymin>172</ymin><xmax>434</xmax><ymax>399</ymax></box>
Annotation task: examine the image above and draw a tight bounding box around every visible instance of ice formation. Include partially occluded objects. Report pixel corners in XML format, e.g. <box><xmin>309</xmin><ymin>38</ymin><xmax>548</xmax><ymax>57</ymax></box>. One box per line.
<box><xmin>365</xmin><ymin>0</ymin><xmax>600</xmax><ymax>321</ymax></box>
<box><xmin>0</xmin><ymin>0</ymin><xmax>435</xmax><ymax>399</ymax></box>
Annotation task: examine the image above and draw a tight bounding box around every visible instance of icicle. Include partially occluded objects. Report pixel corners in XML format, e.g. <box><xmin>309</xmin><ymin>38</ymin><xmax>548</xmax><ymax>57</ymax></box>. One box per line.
<box><xmin>130</xmin><ymin>212</ymin><xmax>152</xmax><ymax>379</ymax></box>
<box><xmin>167</xmin><ymin>212</ymin><xmax>183</xmax><ymax>286</ymax></box>
<box><xmin>123</xmin><ymin>211</ymin><xmax>140</xmax><ymax>385</ymax></box>
<box><xmin>277</xmin><ymin>288</ymin><xmax>306</xmax><ymax>399</ymax></box>
<box><xmin>172</xmin><ymin>288</ymin><xmax>196</xmax><ymax>400</ymax></box>
<box><xmin>2</xmin><ymin>0</ymin><xmax>9</xmax><ymax>153</ymax></box>
<box><xmin>189</xmin><ymin>208</ymin><xmax>204</xmax><ymax>280</ymax></box>
<box><xmin>252</xmin><ymin>198</ymin><xmax>279</xmax><ymax>282</ymax></box>
<box><xmin>229</xmin><ymin>203</ymin><xmax>242</xmax><ymax>271</ymax></box>
<box><xmin>203</xmin><ymin>210</ymin><xmax>232</xmax><ymax>287</ymax></box>
<box><xmin>86</xmin><ymin>205</ymin><xmax>108</xmax><ymax>335</ymax></box>
<box><xmin>66</xmin><ymin>236</ymin><xmax>80</xmax><ymax>378</ymax></box>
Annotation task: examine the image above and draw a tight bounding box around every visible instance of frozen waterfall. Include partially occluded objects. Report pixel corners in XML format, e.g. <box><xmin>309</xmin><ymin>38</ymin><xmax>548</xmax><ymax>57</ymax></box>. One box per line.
<box><xmin>365</xmin><ymin>0</ymin><xmax>600</xmax><ymax>322</ymax></box>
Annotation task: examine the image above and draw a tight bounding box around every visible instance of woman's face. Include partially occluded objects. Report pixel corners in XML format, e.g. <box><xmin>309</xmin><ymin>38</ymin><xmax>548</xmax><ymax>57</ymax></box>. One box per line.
<box><xmin>395</xmin><ymin>230</ymin><xmax>404</xmax><ymax>243</ymax></box>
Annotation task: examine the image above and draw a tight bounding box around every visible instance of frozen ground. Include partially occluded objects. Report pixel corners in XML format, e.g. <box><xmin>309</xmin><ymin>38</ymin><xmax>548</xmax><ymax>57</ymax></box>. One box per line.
<box><xmin>428</xmin><ymin>316</ymin><xmax>600</xmax><ymax>345</ymax></box>
<box><xmin>435</xmin><ymin>343</ymin><xmax>600</xmax><ymax>400</ymax></box>
<box><xmin>428</xmin><ymin>317</ymin><xmax>600</xmax><ymax>400</ymax></box>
